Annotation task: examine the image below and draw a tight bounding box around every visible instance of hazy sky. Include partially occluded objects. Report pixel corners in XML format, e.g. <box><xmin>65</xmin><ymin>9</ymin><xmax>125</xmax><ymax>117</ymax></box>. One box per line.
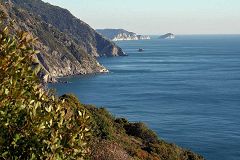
<box><xmin>42</xmin><ymin>0</ymin><xmax>240</xmax><ymax>35</ymax></box>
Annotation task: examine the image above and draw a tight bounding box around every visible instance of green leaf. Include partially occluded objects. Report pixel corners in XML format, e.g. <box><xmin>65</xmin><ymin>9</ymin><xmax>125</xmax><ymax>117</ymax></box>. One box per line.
<box><xmin>14</xmin><ymin>134</ymin><xmax>21</xmax><ymax>142</ymax></box>
<box><xmin>30</xmin><ymin>153</ymin><xmax>36</xmax><ymax>160</ymax></box>
<box><xmin>2</xmin><ymin>151</ymin><xmax>8</xmax><ymax>157</ymax></box>
<box><xmin>4</xmin><ymin>88</ymin><xmax>9</xmax><ymax>95</ymax></box>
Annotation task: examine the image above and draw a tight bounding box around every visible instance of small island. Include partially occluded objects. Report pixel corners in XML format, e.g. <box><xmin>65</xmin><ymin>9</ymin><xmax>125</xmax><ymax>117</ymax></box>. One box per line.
<box><xmin>159</xmin><ymin>33</ymin><xmax>175</xmax><ymax>39</ymax></box>
<box><xmin>138</xmin><ymin>48</ymin><xmax>144</xmax><ymax>52</ymax></box>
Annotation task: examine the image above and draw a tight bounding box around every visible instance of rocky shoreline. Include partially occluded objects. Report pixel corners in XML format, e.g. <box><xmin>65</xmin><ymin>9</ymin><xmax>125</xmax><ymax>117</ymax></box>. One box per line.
<box><xmin>46</xmin><ymin>68</ymin><xmax>110</xmax><ymax>83</ymax></box>
<box><xmin>3</xmin><ymin>0</ymin><xmax>126</xmax><ymax>83</ymax></box>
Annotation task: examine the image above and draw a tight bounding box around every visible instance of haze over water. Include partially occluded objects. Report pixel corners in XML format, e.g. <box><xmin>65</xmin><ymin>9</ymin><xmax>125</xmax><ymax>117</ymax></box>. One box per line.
<box><xmin>50</xmin><ymin>35</ymin><xmax>240</xmax><ymax>160</ymax></box>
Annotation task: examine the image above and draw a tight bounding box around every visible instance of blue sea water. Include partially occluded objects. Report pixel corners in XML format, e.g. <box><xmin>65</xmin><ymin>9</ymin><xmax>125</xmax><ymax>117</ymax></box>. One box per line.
<box><xmin>50</xmin><ymin>35</ymin><xmax>240</xmax><ymax>160</ymax></box>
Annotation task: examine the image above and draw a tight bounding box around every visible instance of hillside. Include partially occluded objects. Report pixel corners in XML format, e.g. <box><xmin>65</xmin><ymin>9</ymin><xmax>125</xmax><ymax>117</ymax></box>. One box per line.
<box><xmin>11</xmin><ymin>0</ymin><xmax>126</xmax><ymax>57</ymax></box>
<box><xmin>0</xmin><ymin>5</ymin><xmax>204</xmax><ymax>160</ymax></box>
<box><xmin>96</xmin><ymin>29</ymin><xmax>150</xmax><ymax>41</ymax></box>
<box><xmin>1</xmin><ymin>0</ymin><xmax>126</xmax><ymax>82</ymax></box>
<box><xmin>63</xmin><ymin>94</ymin><xmax>204</xmax><ymax>160</ymax></box>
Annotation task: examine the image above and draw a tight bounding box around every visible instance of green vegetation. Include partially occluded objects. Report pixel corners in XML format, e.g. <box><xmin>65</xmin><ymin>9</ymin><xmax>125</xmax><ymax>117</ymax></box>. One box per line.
<box><xmin>0</xmin><ymin>13</ymin><xmax>91</xmax><ymax>159</ymax></box>
<box><xmin>62</xmin><ymin>94</ymin><xmax>204</xmax><ymax>160</ymax></box>
<box><xmin>12</xmin><ymin>0</ymin><xmax>124</xmax><ymax>57</ymax></box>
<box><xmin>0</xmin><ymin>10</ymin><xmax>203</xmax><ymax>160</ymax></box>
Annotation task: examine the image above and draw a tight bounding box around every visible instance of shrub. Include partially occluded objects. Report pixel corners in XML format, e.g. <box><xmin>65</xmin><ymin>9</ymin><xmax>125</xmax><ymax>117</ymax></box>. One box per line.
<box><xmin>124</xmin><ymin>122</ymin><xmax>158</xmax><ymax>143</ymax></box>
<box><xmin>86</xmin><ymin>106</ymin><xmax>115</xmax><ymax>139</ymax></box>
<box><xmin>115</xmin><ymin>118</ymin><xmax>129</xmax><ymax>125</ymax></box>
<box><xmin>0</xmin><ymin>12</ymin><xmax>91</xmax><ymax>159</ymax></box>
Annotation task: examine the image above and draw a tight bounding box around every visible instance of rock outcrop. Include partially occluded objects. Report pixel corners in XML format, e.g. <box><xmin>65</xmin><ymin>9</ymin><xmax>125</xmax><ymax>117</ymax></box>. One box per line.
<box><xmin>137</xmin><ymin>35</ymin><xmax>151</xmax><ymax>40</ymax></box>
<box><xmin>96</xmin><ymin>29</ymin><xmax>150</xmax><ymax>41</ymax></box>
<box><xmin>1</xmin><ymin>0</ymin><xmax>126</xmax><ymax>82</ymax></box>
<box><xmin>159</xmin><ymin>33</ymin><xmax>175</xmax><ymax>39</ymax></box>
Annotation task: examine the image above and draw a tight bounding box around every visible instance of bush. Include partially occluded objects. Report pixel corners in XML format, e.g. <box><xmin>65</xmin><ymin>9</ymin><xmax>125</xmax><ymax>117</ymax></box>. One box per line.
<box><xmin>115</xmin><ymin>118</ymin><xmax>129</xmax><ymax>125</ymax></box>
<box><xmin>87</xmin><ymin>107</ymin><xmax>115</xmax><ymax>139</ymax></box>
<box><xmin>124</xmin><ymin>122</ymin><xmax>158</xmax><ymax>143</ymax></box>
<box><xmin>0</xmin><ymin>12</ymin><xmax>91</xmax><ymax>159</ymax></box>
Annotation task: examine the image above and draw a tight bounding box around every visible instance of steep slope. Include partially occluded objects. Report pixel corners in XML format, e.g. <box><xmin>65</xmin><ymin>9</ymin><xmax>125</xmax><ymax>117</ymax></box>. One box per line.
<box><xmin>1</xmin><ymin>4</ymin><xmax>101</xmax><ymax>81</ymax></box>
<box><xmin>63</xmin><ymin>94</ymin><xmax>204</xmax><ymax>160</ymax></box>
<box><xmin>1</xmin><ymin>0</ymin><xmax>125</xmax><ymax>82</ymax></box>
<box><xmin>11</xmin><ymin>0</ymin><xmax>125</xmax><ymax>57</ymax></box>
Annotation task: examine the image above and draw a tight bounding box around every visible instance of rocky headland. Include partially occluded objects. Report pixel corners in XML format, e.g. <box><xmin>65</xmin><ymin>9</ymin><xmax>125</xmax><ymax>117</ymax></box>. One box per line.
<box><xmin>2</xmin><ymin>0</ymin><xmax>126</xmax><ymax>82</ymax></box>
<box><xmin>96</xmin><ymin>29</ymin><xmax>151</xmax><ymax>41</ymax></box>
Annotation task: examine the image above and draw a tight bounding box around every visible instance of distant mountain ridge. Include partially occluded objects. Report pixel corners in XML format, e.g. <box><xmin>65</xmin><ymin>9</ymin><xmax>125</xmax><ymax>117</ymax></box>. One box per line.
<box><xmin>1</xmin><ymin>0</ymin><xmax>126</xmax><ymax>82</ymax></box>
<box><xmin>96</xmin><ymin>29</ymin><xmax>150</xmax><ymax>41</ymax></box>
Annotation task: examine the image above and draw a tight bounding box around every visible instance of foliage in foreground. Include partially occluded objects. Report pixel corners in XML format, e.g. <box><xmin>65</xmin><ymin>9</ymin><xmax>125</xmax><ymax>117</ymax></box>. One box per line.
<box><xmin>0</xmin><ymin>10</ymin><xmax>204</xmax><ymax>160</ymax></box>
<box><xmin>0</xmin><ymin>13</ymin><xmax>91</xmax><ymax>159</ymax></box>
<box><xmin>62</xmin><ymin>94</ymin><xmax>204</xmax><ymax>160</ymax></box>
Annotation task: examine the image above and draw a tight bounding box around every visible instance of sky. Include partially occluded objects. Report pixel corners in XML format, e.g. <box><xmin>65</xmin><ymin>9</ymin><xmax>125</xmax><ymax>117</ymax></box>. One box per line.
<box><xmin>42</xmin><ymin>0</ymin><xmax>240</xmax><ymax>35</ymax></box>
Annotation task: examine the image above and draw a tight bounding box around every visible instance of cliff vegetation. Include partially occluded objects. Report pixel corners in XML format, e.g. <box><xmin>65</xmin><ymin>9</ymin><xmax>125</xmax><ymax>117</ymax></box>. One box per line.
<box><xmin>0</xmin><ymin>0</ymin><xmax>125</xmax><ymax>82</ymax></box>
<box><xmin>0</xmin><ymin>4</ymin><xmax>203</xmax><ymax>160</ymax></box>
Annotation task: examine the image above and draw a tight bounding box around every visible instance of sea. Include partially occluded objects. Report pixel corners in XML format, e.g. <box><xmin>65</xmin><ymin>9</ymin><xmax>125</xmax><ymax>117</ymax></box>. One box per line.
<box><xmin>50</xmin><ymin>35</ymin><xmax>240</xmax><ymax>160</ymax></box>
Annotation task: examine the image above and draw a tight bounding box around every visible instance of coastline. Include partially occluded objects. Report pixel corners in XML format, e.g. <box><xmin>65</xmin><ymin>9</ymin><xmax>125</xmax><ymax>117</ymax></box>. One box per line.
<box><xmin>46</xmin><ymin>68</ymin><xmax>110</xmax><ymax>83</ymax></box>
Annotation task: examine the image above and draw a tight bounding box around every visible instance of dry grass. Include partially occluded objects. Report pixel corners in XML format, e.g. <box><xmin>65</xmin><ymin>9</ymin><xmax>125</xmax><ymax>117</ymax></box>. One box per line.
<box><xmin>90</xmin><ymin>140</ymin><xmax>133</xmax><ymax>160</ymax></box>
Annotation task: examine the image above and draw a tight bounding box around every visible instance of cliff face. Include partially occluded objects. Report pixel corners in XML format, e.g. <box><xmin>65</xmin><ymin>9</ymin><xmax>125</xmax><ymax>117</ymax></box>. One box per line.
<box><xmin>1</xmin><ymin>0</ymin><xmax>125</xmax><ymax>81</ymax></box>
<box><xmin>137</xmin><ymin>35</ymin><xmax>151</xmax><ymax>40</ymax></box>
<box><xmin>96</xmin><ymin>29</ymin><xmax>150</xmax><ymax>41</ymax></box>
<box><xmin>11</xmin><ymin>0</ymin><xmax>126</xmax><ymax>57</ymax></box>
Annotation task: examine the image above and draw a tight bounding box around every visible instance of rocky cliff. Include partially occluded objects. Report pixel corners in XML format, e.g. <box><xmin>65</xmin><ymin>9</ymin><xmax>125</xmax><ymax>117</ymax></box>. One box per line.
<box><xmin>1</xmin><ymin>0</ymin><xmax>126</xmax><ymax>82</ymax></box>
<box><xmin>137</xmin><ymin>35</ymin><xmax>151</xmax><ymax>40</ymax></box>
<box><xmin>96</xmin><ymin>29</ymin><xmax>151</xmax><ymax>41</ymax></box>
